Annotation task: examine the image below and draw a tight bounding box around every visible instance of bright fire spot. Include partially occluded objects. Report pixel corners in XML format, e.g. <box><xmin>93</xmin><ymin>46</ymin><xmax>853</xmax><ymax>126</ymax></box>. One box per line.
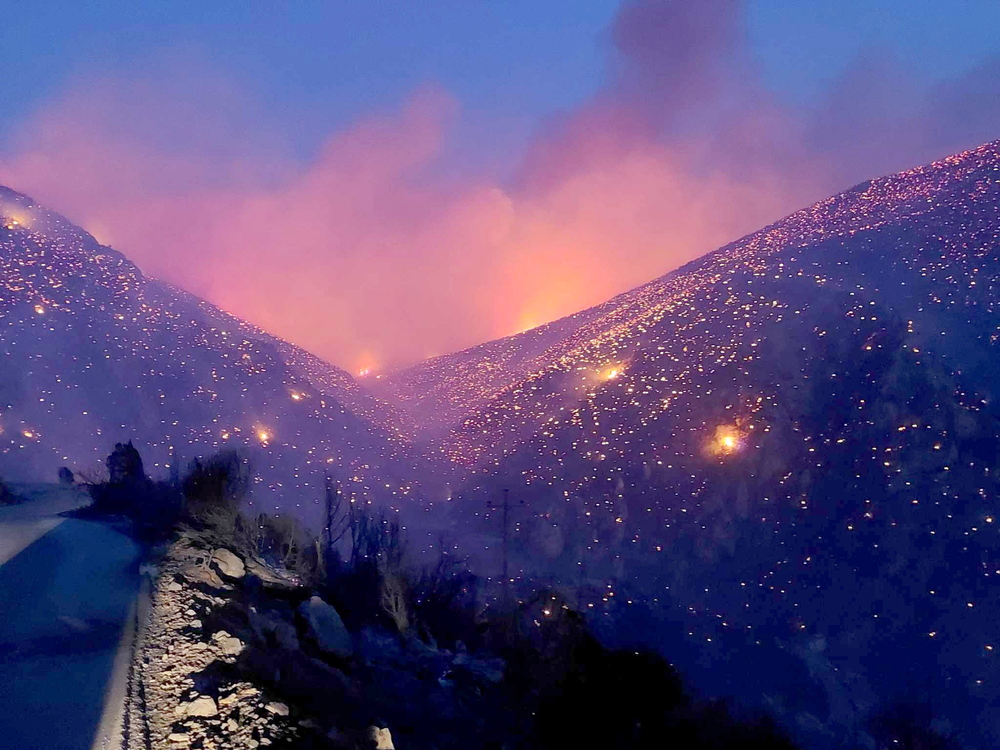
<box><xmin>221</xmin><ymin>431</ymin><xmax>230</xmax><ymax>440</ymax></box>
<box><xmin>709</xmin><ymin>424</ymin><xmax>746</xmax><ymax>456</ymax></box>
<box><xmin>358</xmin><ymin>368</ymin><xmax>373</xmax><ymax>378</ymax></box>
<box><xmin>256</xmin><ymin>429</ymin><xmax>270</xmax><ymax>443</ymax></box>
<box><xmin>290</xmin><ymin>392</ymin><xmax>302</xmax><ymax>401</ymax></box>
<box><xmin>598</xmin><ymin>364</ymin><xmax>625</xmax><ymax>381</ymax></box>
<box><xmin>22</xmin><ymin>430</ymin><xmax>34</xmax><ymax>439</ymax></box>
<box><xmin>33</xmin><ymin>304</ymin><xmax>45</xmax><ymax>314</ymax></box>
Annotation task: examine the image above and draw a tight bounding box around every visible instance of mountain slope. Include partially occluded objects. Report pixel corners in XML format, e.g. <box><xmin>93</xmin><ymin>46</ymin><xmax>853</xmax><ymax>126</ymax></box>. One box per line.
<box><xmin>0</xmin><ymin>186</ymin><xmax>420</xmax><ymax>512</ymax></box>
<box><xmin>388</xmin><ymin>141</ymin><xmax>1000</xmax><ymax>747</ymax></box>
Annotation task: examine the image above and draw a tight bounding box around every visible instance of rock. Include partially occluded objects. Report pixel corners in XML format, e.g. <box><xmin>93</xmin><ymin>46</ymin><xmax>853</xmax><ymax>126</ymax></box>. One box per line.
<box><xmin>167</xmin><ymin>581</ymin><xmax>183</xmax><ymax>592</ymax></box>
<box><xmin>265</xmin><ymin>702</ymin><xmax>289</xmax><ymax>716</ymax></box>
<box><xmin>226</xmin><ymin>718</ymin><xmax>239</xmax><ymax>732</ymax></box>
<box><xmin>185</xmin><ymin>696</ymin><xmax>218</xmax><ymax>717</ymax></box>
<box><xmin>215</xmin><ymin>631</ymin><xmax>244</xmax><ymax>656</ymax></box>
<box><xmin>211</xmin><ymin>548</ymin><xmax>245</xmax><ymax>579</ymax></box>
<box><xmin>167</xmin><ymin>733</ymin><xmax>189</xmax><ymax>744</ymax></box>
<box><xmin>368</xmin><ymin>726</ymin><xmax>394</xmax><ymax>750</ymax></box>
<box><xmin>245</xmin><ymin>558</ymin><xmax>302</xmax><ymax>592</ymax></box>
<box><xmin>249</xmin><ymin>607</ymin><xmax>300</xmax><ymax>651</ymax></box>
<box><xmin>298</xmin><ymin>596</ymin><xmax>353</xmax><ymax>659</ymax></box>
<box><xmin>180</xmin><ymin>563</ymin><xmax>224</xmax><ymax>588</ymax></box>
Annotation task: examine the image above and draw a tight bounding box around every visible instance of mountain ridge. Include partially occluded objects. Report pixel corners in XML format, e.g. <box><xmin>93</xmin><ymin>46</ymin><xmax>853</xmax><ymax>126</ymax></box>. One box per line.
<box><xmin>0</xmin><ymin>184</ymin><xmax>422</xmax><ymax>513</ymax></box>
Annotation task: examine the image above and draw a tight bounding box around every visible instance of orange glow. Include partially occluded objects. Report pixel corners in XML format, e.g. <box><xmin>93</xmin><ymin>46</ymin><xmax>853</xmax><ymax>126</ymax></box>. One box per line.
<box><xmin>256</xmin><ymin>429</ymin><xmax>270</xmax><ymax>443</ymax></box>
<box><xmin>33</xmin><ymin>304</ymin><xmax>45</xmax><ymax>314</ymax></box>
<box><xmin>709</xmin><ymin>423</ymin><xmax>747</xmax><ymax>457</ymax></box>
<box><xmin>0</xmin><ymin>66</ymin><xmax>820</xmax><ymax>369</ymax></box>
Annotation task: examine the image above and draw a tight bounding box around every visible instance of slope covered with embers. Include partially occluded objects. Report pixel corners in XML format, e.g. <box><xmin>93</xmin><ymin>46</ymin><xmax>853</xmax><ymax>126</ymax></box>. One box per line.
<box><xmin>0</xmin><ymin>186</ymin><xmax>420</xmax><ymax>510</ymax></box>
<box><xmin>391</xmin><ymin>141</ymin><xmax>1000</xmax><ymax>746</ymax></box>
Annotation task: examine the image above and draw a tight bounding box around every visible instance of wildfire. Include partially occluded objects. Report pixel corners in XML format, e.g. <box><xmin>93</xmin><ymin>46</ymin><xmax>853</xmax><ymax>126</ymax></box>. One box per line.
<box><xmin>599</xmin><ymin>364</ymin><xmax>626</xmax><ymax>381</ymax></box>
<box><xmin>256</xmin><ymin>429</ymin><xmax>271</xmax><ymax>444</ymax></box>
<box><xmin>709</xmin><ymin>423</ymin><xmax>747</xmax><ymax>456</ymax></box>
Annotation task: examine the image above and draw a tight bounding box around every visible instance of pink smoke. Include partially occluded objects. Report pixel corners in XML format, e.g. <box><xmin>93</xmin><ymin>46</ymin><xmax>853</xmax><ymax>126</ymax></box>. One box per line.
<box><xmin>1</xmin><ymin>1</ymin><xmax>996</xmax><ymax>372</ymax></box>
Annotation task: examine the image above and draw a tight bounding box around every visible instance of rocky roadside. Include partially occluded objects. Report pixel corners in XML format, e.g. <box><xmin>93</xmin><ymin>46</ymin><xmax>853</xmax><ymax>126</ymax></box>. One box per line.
<box><xmin>122</xmin><ymin>525</ymin><xmax>517</xmax><ymax>750</ymax></box>
<box><xmin>126</xmin><ymin>532</ymin><xmax>302</xmax><ymax>750</ymax></box>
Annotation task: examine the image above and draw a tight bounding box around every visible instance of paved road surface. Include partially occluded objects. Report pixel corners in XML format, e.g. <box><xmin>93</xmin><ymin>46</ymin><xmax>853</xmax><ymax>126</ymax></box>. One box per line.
<box><xmin>0</xmin><ymin>486</ymin><xmax>140</xmax><ymax>750</ymax></box>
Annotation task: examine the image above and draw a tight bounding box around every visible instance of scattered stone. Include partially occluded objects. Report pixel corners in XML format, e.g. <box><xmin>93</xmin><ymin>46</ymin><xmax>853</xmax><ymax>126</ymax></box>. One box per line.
<box><xmin>215</xmin><ymin>631</ymin><xmax>244</xmax><ymax>656</ymax></box>
<box><xmin>167</xmin><ymin>581</ymin><xmax>183</xmax><ymax>592</ymax></box>
<box><xmin>168</xmin><ymin>733</ymin><xmax>189</xmax><ymax>744</ymax></box>
<box><xmin>185</xmin><ymin>696</ymin><xmax>218</xmax><ymax>717</ymax></box>
<box><xmin>226</xmin><ymin>718</ymin><xmax>239</xmax><ymax>732</ymax></box>
<box><xmin>368</xmin><ymin>725</ymin><xmax>394</xmax><ymax>750</ymax></box>
<box><xmin>211</xmin><ymin>548</ymin><xmax>245</xmax><ymax>579</ymax></box>
<box><xmin>298</xmin><ymin>596</ymin><xmax>353</xmax><ymax>659</ymax></box>
<box><xmin>265</xmin><ymin>701</ymin><xmax>289</xmax><ymax>716</ymax></box>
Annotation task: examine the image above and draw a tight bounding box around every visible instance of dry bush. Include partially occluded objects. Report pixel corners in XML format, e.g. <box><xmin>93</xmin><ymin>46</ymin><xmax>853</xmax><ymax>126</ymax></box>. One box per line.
<box><xmin>75</xmin><ymin>465</ymin><xmax>109</xmax><ymax>486</ymax></box>
<box><xmin>182</xmin><ymin>451</ymin><xmax>252</xmax><ymax>542</ymax></box>
<box><xmin>380</xmin><ymin>572</ymin><xmax>410</xmax><ymax>634</ymax></box>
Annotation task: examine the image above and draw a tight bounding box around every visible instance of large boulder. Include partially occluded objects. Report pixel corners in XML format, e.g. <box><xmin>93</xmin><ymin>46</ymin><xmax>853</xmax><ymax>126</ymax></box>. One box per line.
<box><xmin>211</xmin><ymin>548</ymin><xmax>245</xmax><ymax>579</ymax></box>
<box><xmin>298</xmin><ymin>596</ymin><xmax>353</xmax><ymax>659</ymax></box>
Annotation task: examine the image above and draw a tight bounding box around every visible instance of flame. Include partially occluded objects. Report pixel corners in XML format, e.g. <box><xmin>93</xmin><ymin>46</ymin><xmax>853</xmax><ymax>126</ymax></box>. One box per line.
<box><xmin>256</xmin><ymin>428</ymin><xmax>270</xmax><ymax>443</ymax></box>
<box><xmin>599</xmin><ymin>364</ymin><xmax>626</xmax><ymax>381</ymax></box>
<box><xmin>709</xmin><ymin>423</ymin><xmax>746</xmax><ymax>456</ymax></box>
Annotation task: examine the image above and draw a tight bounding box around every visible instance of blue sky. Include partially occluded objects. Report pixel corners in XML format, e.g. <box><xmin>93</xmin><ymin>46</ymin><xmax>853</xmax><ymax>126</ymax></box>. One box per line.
<box><xmin>2</xmin><ymin>0</ymin><xmax>997</xmax><ymax>158</ymax></box>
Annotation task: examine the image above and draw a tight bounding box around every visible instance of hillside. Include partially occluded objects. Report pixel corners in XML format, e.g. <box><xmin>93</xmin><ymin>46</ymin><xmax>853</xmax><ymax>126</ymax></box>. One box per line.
<box><xmin>386</xmin><ymin>141</ymin><xmax>1000</xmax><ymax>747</ymax></box>
<box><xmin>0</xmin><ymin>186</ymin><xmax>421</xmax><ymax>513</ymax></box>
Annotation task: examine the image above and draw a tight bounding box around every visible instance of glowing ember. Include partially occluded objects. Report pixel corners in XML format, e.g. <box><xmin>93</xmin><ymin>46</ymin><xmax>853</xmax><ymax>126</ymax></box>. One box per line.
<box><xmin>256</xmin><ymin>429</ymin><xmax>270</xmax><ymax>443</ymax></box>
<box><xmin>710</xmin><ymin>424</ymin><xmax>745</xmax><ymax>456</ymax></box>
<box><xmin>33</xmin><ymin>304</ymin><xmax>45</xmax><ymax>314</ymax></box>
